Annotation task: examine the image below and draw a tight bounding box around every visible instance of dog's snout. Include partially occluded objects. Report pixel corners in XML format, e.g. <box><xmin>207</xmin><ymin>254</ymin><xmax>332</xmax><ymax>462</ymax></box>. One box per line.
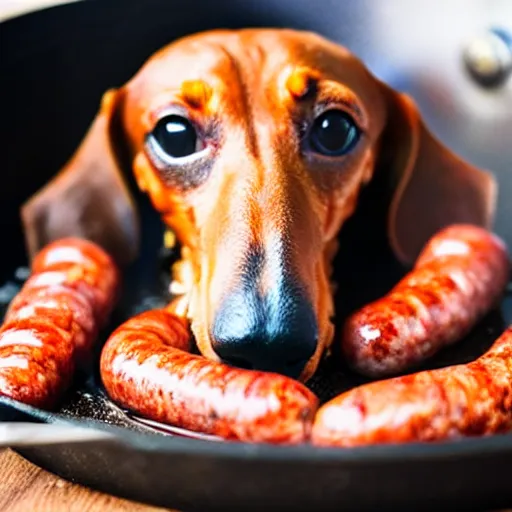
<box><xmin>210</xmin><ymin>282</ymin><xmax>318</xmax><ymax>379</ymax></box>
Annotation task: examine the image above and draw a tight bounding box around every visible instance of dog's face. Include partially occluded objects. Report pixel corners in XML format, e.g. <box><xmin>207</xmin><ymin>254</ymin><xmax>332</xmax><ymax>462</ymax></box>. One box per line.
<box><xmin>123</xmin><ymin>30</ymin><xmax>387</xmax><ymax>380</ymax></box>
<box><xmin>21</xmin><ymin>29</ymin><xmax>495</xmax><ymax>382</ymax></box>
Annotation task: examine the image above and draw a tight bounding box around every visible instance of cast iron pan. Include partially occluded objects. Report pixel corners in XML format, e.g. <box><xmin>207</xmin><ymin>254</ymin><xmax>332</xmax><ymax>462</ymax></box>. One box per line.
<box><xmin>1</xmin><ymin>1</ymin><xmax>512</xmax><ymax>510</ymax></box>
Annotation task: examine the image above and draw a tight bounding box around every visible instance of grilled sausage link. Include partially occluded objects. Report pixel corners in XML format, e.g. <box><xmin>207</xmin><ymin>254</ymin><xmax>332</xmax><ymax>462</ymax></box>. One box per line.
<box><xmin>312</xmin><ymin>325</ymin><xmax>512</xmax><ymax>447</ymax></box>
<box><xmin>0</xmin><ymin>238</ymin><xmax>119</xmax><ymax>407</ymax></box>
<box><xmin>342</xmin><ymin>225</ymin><xmax>510</xmax><ymax>377</ymax></box>
<box><xmin>100</xmin><ymin>310</ymin><xmax>318</xmax><ymax>444</ymax></box>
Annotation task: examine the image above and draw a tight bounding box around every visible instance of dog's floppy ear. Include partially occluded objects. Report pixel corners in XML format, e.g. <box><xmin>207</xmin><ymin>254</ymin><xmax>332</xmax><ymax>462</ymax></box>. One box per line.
<box><xmin>378</xmin><ymin>82</ymin><xmax>497</xmax><ymax>265</ymax></box>
<box><xmin>21</xmin><ymin>89</ymin><xmax>139</xmax><ymax>267</ymax></box>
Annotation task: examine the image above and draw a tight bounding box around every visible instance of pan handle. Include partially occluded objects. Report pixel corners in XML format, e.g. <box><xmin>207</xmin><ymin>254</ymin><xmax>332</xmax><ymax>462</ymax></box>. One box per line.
<box><xmin>0</xmin><ymin>421</ymin><xmax>114</xmax><ymax>448</ymax></box>
<box><xmin>0</xmin><ymin>396</ymin><xmax>113</xmax><ymax>449</ymax></box>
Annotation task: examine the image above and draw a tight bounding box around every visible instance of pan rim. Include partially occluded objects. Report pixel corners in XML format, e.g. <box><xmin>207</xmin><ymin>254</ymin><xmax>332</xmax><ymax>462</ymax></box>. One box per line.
<box><xmin>3</xmin><ymin>395</ymin><xmax>512</xmax><ymax>464</ymax></box>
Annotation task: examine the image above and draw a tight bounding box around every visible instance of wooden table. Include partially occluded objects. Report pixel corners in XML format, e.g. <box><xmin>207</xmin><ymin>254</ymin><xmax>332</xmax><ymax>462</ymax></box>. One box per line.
<box><xmin>0</xmin><ymin>449</ymin><xmax>175</xmax><ymax>512</ymax></box>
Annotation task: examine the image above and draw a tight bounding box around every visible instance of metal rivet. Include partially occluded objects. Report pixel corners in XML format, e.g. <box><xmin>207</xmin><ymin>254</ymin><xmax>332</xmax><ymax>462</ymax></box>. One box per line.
<box><xmin>463</xmin><ymin>28</ymin><xmax>512</xmax><ymax>88</ymax></box>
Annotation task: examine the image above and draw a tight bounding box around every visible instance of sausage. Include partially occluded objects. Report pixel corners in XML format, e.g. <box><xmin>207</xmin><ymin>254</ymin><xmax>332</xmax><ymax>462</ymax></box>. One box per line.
<box><xmin>0</xmin><ymin>238</ymin><xmax>119</xmax><ymax>408</ymax></box>
<box><xmin>342</xmin><ymin>225</ymin><xmax>510</xmax><ymax>377</ymax></box>
<box><xmin>100</xmin><ymin>310</ymin><xmax>318</xmax><ymax>444</ymax></box>
<box><xmin>6</xmin><ymin>286</ymin><xmax>97</xmax><ymax>359</ymax></box>
<box><xmin>312</xmin><ymin>325</ymin><xmax>512</xmax><ymax>447</ymax></box>
<box><xmin>27</xmin><ymin>238</ymin><xmax>119</xmax><ymax>324</ymax></box>
<box><xmin>0</xmin><ymin>320</ymin><xmax>75</xmax><ymax>408</ymax></box>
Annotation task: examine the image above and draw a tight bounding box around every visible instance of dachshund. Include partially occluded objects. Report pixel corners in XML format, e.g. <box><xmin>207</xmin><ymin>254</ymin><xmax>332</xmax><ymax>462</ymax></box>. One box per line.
<box><xmin>19</xmin><ymin>30</ymin><xmax>510</xmax><ymax>445</ymax></box>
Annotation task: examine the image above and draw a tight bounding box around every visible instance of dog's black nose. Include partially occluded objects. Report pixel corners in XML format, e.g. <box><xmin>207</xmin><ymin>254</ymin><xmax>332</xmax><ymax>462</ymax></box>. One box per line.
<box><xmin>210</xmin><ymin>283</ymin><xmax>318</xmax><ymax>379</ymax></box>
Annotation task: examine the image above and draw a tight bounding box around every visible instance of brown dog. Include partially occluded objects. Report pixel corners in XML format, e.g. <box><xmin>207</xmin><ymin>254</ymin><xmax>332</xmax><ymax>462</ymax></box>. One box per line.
<box><xmin>21</xmin><ymin>29</ymin><xmax>495</xmax><ymax>382</ymax></box>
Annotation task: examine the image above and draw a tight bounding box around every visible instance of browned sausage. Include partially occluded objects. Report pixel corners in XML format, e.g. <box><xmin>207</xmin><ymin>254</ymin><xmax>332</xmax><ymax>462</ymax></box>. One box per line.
<box><xmin>342</xmin><ymin>225</ymin><xmax>510</xmax><ymax>377</ymax></box>
<box><xmin>6</xmin><ymin>286</ymin><xmax>97</xmax><ymax>360</ymax></box>
<box><xmin>312</xmin><ymin>325</ymin><xmax>512</xmax><ymax>447</ymax></box>
<box><xmin>100</xmin><ymin>310</ymin><xmax>318</xmax><ymax>444</ymax></box>
<box><xmin>27</xmin><ymin>237</ymin><xmax>119</xmax><ymax>324</ymax></box>
<box><xmin>0</xmin><ymin>238</ymin><xmax>119</xmax><ymax>408</ymax></box>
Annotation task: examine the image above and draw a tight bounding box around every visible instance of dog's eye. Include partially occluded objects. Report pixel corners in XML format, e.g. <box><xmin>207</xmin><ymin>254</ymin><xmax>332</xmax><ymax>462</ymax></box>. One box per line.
<box><xmin>150</xmin><ymin>115</ymin><xmax>200</xmax><ymax>158</ymax></box>
<box><xmin>309</xmin><ymin>110</ymin><xmax>360</xmax><ymax>156</ymax></box>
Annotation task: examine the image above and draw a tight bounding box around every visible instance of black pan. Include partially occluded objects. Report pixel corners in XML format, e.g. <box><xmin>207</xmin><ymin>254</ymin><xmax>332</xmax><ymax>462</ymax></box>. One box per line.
<box><xmin>1</xmin><ymin>1</ymin><xmax>512</xmax><ymax>510</ymax></box>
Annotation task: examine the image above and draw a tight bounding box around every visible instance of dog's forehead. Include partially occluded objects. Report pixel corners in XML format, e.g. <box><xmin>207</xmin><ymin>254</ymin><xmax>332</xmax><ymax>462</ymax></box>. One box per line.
<box><xmin>130</xmin><ymin>37</ymin><xmax>237</xmax><ymax>91</ymax></box>
<box><xmin>126</xmin><ymin>29</ymin><xmax>368</xmax><ymax>97</ymax></box>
